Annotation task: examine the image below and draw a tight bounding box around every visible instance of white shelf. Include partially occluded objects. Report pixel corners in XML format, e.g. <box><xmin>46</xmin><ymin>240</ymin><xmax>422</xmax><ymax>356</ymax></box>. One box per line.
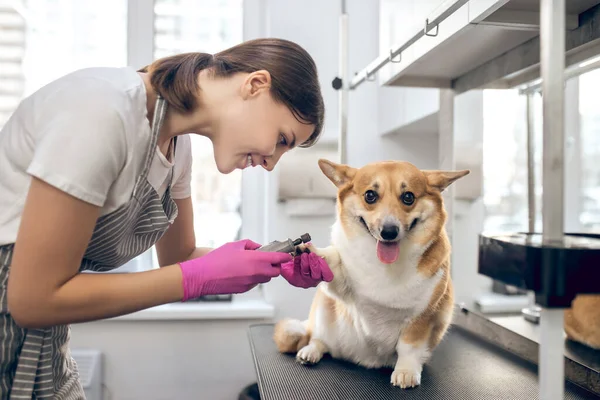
<box><xmin>380</xmin><ymin>110</ymin><xmax>439</xmax><ymax>137</ymax></box>
<box><xmin>370</xmin><ymin>0</ymin><xmax>600</xmax><ymax>92</ymax></box>
<box><xmin>105</xmin><ymin>298</ymin><xmax>275</xmax><ymax>321</ymax></box>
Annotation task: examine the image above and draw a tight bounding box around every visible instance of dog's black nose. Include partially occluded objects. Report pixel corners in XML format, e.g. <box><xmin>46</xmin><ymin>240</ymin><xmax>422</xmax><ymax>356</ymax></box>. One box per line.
<box><xmin>381</xmin><ymin>225</ymin><xmax>399</xmax><ymax>241</ymax></box>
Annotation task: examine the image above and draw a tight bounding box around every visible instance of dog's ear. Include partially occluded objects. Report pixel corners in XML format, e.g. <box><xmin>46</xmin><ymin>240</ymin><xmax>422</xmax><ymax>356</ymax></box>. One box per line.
<box><xmin>423</xmin><ymin>169</ymin><xmax>470</xmax><ymax>192</ymax></box>
<box><xmin>318</xmin><ymin>159</ymin><xmax>356</xmax><ymax>187</ymax></box>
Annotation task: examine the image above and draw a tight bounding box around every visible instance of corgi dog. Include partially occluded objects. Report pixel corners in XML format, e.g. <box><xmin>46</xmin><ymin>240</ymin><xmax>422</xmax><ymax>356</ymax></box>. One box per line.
<box><xmin>273</xmin><ymin>159</ymin><xmax>469</xmax><ymax>389</ymax></box>
<box><xmin>565</xmin><ymin>294</ymin><xmax>600</xmax><ymax>350</ymax></box>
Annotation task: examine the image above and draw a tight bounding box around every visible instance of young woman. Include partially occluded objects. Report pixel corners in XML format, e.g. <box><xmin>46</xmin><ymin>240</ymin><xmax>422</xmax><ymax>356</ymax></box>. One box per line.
<box><xmin>0</xmin><ymin>38</ymin><xmax>333</xmax><ymax>399</ymax></box>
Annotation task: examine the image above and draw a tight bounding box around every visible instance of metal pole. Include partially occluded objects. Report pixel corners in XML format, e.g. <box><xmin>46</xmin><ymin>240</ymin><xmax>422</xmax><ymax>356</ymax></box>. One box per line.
<box><xmin>522</xmin><ymin>92</ymin><xmax>542</xmax><ymax>324</ymax></box>
<box><xmin>338</xmin><ymin>0</ymin><xmax>349</xmax><ymax>164</ymax></box>
<box><xmin>527</xmin><ymin>93</ymin><xmax>536</xmax><ymax>234</ymax></box>
<box><xmin>539</xmin><ymin>0</ymin><xmax>565</xmax><ymax>398</ymax></box>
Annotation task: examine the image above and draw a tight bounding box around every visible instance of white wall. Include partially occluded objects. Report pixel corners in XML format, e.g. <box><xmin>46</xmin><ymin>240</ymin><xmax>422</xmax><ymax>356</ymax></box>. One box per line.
<box><xmin>70</xmin><ymin>318</ymin><xmax>268</xmax><ymax>400</ymax></box>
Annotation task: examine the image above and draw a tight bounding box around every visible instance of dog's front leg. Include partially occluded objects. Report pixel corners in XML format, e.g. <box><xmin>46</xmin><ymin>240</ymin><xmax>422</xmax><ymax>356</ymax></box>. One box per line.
<box><xmin>391</xmin><ymin>316</ymin><xmax>434</xmax><ymax>389</ymax></box>
<box><xmin>391</xmin><ymin>340</ymin><xmax>428</xmax><ymax>389</ymax></box>
<box><xmin>299</xmin><ymin>243</ymin><xmax>352</xmax><ymax>301</ymax></box>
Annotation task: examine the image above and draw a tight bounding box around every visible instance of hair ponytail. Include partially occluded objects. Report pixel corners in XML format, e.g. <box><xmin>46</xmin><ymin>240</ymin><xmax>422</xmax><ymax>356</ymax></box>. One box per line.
<box><xmin>141</xmin><ymin>52</ymin><xmax>213</xmax><ymax>113</ymax></box>
<box><xmin>143</xmin><ymin>38</ymin><xmax>325</xmax><ymax>147</ymax></box>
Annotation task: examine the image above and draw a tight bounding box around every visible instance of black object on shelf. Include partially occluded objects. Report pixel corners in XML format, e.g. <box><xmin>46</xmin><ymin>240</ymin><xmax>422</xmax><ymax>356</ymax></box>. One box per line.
<box><xmin>491</xmin><ymin>280</ymin><xmax>528</xmax><ymax>295</ymax></box>
<box><xmin>183</xmin><ymin>294</ymin><xmax>233</xmax><ymax>302</ymax></box>
<box><xmin>478</xmin><ymin>232</ymin><xmax>600</xmax><ymax>308</ymax></box>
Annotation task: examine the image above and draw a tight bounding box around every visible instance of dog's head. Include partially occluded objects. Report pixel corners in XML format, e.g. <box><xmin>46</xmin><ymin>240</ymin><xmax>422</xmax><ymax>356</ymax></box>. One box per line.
<box><xmin>318</xmin><ymin>159</ymin><xmax>469</xmax><ymax>265</ymax></box>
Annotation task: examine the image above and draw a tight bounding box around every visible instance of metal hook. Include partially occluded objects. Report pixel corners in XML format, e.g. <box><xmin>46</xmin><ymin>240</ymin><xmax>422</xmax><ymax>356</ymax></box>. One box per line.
<box><xmin>424</xmin><ymin>18</ymin><xmax>439</xmax><ymax>37</ymax></box>
<box><xmin>389</xmin><ymin>49</ymin><xmax>401</xmax><ymax>63</ymax></box>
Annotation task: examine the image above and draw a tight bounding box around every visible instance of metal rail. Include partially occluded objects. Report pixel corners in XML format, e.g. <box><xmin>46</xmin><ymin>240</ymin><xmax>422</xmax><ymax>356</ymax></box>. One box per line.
<box><xmin>519</xmin><ymin>56</ymin><xmax>600</xmax><ymax>95</ymax></box>
<box><xmin>349</xmin><ymin>0</ymin><xmax>469</xmax><ymax>89</ymax></box>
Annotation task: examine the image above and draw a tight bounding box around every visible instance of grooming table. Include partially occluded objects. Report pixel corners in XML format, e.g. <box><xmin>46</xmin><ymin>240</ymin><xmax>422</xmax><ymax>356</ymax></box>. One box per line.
<box><xmin>248</xmin><ymin>322</ymin><xmax>599</xmax><ymax>399</ymax></box>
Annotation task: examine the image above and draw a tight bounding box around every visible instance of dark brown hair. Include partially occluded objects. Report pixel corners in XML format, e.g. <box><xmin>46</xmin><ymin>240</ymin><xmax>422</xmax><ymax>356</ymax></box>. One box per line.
<box><xmin>140</xmin><ymin>38</ymin><xmax>325</xmax><ymax>148</ymax></box>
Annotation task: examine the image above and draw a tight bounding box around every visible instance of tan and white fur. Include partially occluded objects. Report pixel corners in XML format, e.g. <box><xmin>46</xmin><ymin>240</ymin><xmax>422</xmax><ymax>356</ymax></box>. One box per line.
<box><xmin>565</xmin><ymin>294</ymin><xmax>600</xmax><ymax>350</ymax></box>
<box><xmin>273</xmin><ymin>159</ymin><xmax>469</xmax><ymax>389</ymax></box>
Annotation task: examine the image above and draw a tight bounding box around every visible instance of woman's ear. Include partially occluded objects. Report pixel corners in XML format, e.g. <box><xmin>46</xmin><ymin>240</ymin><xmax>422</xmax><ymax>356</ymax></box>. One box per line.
<box><xmin>241</xmin><ymin>70</ymin><xmax>271</xmax><ymax>99</ymax></box>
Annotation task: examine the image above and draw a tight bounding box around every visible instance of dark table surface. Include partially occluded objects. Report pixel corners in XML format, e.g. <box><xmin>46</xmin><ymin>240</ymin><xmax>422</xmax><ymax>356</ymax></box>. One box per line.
<box><xmin>248</xmin><ymin>323</ymin><xmax>599</xmax><ymax>399</ymax></box>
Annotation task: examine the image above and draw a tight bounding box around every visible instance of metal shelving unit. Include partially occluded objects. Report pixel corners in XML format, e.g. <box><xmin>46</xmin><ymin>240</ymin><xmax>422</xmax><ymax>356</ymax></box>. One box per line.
<box><xmin>332</xmin><ymin>0</ymin><xmax>600</xmax><ymax>399</ymax></box>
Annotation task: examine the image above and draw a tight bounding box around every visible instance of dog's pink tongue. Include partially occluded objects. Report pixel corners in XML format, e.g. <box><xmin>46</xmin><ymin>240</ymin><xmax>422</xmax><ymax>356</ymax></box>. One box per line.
<box><xmin>377</xmin><ymin>241</ymin><xmax>400</xmax><ymax>264</ymax></box>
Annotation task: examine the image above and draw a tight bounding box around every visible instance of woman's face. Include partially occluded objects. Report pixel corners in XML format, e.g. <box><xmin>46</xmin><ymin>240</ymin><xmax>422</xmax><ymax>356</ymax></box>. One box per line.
<box><xmin>210</xmin><ymin>71</ymin><xmax>315</xmax><ymax>174</ymax></box>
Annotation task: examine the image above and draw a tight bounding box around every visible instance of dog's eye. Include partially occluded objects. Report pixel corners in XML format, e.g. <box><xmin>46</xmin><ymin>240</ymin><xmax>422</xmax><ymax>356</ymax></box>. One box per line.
<box><xmin>401</xmin><ymin>191</ymin><xmax>415</xmax><ymax>205</ymax></box>
<box><xmin>364</xmin><ymin>190</ymin><xmax>378</xmax><ymax>204</ymax></box>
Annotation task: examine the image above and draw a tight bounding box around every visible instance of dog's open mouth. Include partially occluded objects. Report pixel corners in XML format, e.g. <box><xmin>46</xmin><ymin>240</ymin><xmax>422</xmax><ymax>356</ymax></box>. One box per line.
<box><xmin>358</xmin><ymin>217</ymin><xmax>400</xmax><ymax>264</ymax></box>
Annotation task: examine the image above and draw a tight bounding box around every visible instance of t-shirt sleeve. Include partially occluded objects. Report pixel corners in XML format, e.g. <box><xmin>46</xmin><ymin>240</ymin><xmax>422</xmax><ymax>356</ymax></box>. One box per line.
<box><xmin>171</xmin><ymin>134</ymin><xmax>193</xmax><ymax>200</ymax></box>
<box><xmin>26</xmin><ymin>84</ymin><xmax>128</xmax><ymax>207</ymax></box>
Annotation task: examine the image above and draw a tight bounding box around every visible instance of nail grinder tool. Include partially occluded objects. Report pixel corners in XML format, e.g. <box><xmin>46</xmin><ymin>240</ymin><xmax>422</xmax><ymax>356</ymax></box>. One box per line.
<box><xmin>256</xmin><ymin>233</ymin><xmax>311</xmax><ymax>254</ymax></box>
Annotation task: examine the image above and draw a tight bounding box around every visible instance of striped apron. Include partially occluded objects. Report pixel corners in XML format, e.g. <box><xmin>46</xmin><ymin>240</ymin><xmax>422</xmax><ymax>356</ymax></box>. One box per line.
<box><xmin>0</xmin><ymin>96</ymin><xmax>178</xmax><ymax>399</ymax></box>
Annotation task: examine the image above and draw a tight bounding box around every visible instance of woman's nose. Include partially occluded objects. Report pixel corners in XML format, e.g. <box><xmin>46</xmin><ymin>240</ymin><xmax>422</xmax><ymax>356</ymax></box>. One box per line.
<box><xmin>262</xmin><ymin>160</ymin><xmax>275</xmax><ymax>172</ymax></box>
<box><xmin>261</xmin><ymin>151</ymin><xmax>283</xmax><ymax>172</ymax></box>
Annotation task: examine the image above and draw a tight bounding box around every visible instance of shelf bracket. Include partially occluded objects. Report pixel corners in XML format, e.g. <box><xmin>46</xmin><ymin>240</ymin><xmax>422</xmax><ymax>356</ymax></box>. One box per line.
<box><xmin>425</xmin><ymin>18</ymin><xmax>439</xmax><ymax>37</ymax></box>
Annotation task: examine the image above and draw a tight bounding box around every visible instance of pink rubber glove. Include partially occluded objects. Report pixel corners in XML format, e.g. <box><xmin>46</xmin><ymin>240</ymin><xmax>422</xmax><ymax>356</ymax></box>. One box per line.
<box><xmin>281</xmin><ymin>251</ymin><xmax>334</xmax><ymax>289</ymax></box>
<box><xmin>178</xmin><ymin>239</ymin><xmax>292</xmax><ymax>301</ymax></box>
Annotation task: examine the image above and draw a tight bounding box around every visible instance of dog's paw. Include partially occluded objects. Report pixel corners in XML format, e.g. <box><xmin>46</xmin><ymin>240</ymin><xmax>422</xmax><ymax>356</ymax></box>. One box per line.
<box><xmin>296</xmin><ymin>243</ymin><xmax>335</xmax><ymax>261</ymax></box>
<box><xmin>296</xmin><ymin>343</ymin><xmax>323</xmax><ymax>366</ymax></box>
<box><xmin>294</xmin><ymin>242</ymin><xmax>314</xmax><ymax>255</ymax></box>
<box><xmin>390</xmin><ymin>367</ymin><xmax>421</xmax><ymax>389</ymax></box>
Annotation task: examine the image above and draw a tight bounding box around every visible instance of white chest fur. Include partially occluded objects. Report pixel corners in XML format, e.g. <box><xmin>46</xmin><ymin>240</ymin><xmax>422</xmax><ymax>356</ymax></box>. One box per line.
<box><xmin>319</xmin><ymin>221</ymin><xmax>443</xmax><ymax>368</ymax></box>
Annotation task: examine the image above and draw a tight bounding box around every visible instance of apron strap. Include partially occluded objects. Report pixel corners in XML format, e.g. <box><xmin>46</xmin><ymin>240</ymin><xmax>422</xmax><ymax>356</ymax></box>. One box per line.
<box><xmin>169</xmin><ymin>136</ymin><xmax>178</xmax><ymax>186</ymax></box>
<box><xmin>134</xmin><ymin>96</ymin><xmax>167</xmax><ymax>197</ymax></box>
<box><xmin>9</xmin><ymin>329</ymin><xmax>46</xmax><ymax>399</ymax></box>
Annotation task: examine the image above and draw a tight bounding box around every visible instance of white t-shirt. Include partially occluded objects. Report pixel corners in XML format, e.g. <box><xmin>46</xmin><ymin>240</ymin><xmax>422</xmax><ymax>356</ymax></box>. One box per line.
<box><xmin>0</xmin><ymin>67</ymin><xmax>193</xmax><ymax>246</ymax></box>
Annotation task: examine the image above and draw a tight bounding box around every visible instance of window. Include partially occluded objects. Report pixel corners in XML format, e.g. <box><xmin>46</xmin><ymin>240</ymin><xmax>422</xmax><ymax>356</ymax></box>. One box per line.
<box><xmin>154</xmin><ymin>0</ymin><xmax>243</xmax><ymax>59</ymax></box>
<box><xmin>0</xmin><ymin>0</ymin><xmax>127</xmax><ymax>129</ymax></box>
<box><xmin>1</xmin><ymin>0</ymin><xmax>127</xmax><ymax>110</ymax></box>
<box><xmin>483</xmin><ymin>72</ymin><xmax>600</xmax><ymax>236</ymax></box>
<box><xmin>482</xmin><ymin>88</ymin><xmax>543</xmax><ymax>233</ymax></box>
<box><xmin>0</xmin><ymin>1</ymin><xmax>26</xmax><ymax>128</ymax></box>
<box><xmin>578</xmin><ymin>69</ymin><xmax>600</xmax><ymax>233</ymax></box>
